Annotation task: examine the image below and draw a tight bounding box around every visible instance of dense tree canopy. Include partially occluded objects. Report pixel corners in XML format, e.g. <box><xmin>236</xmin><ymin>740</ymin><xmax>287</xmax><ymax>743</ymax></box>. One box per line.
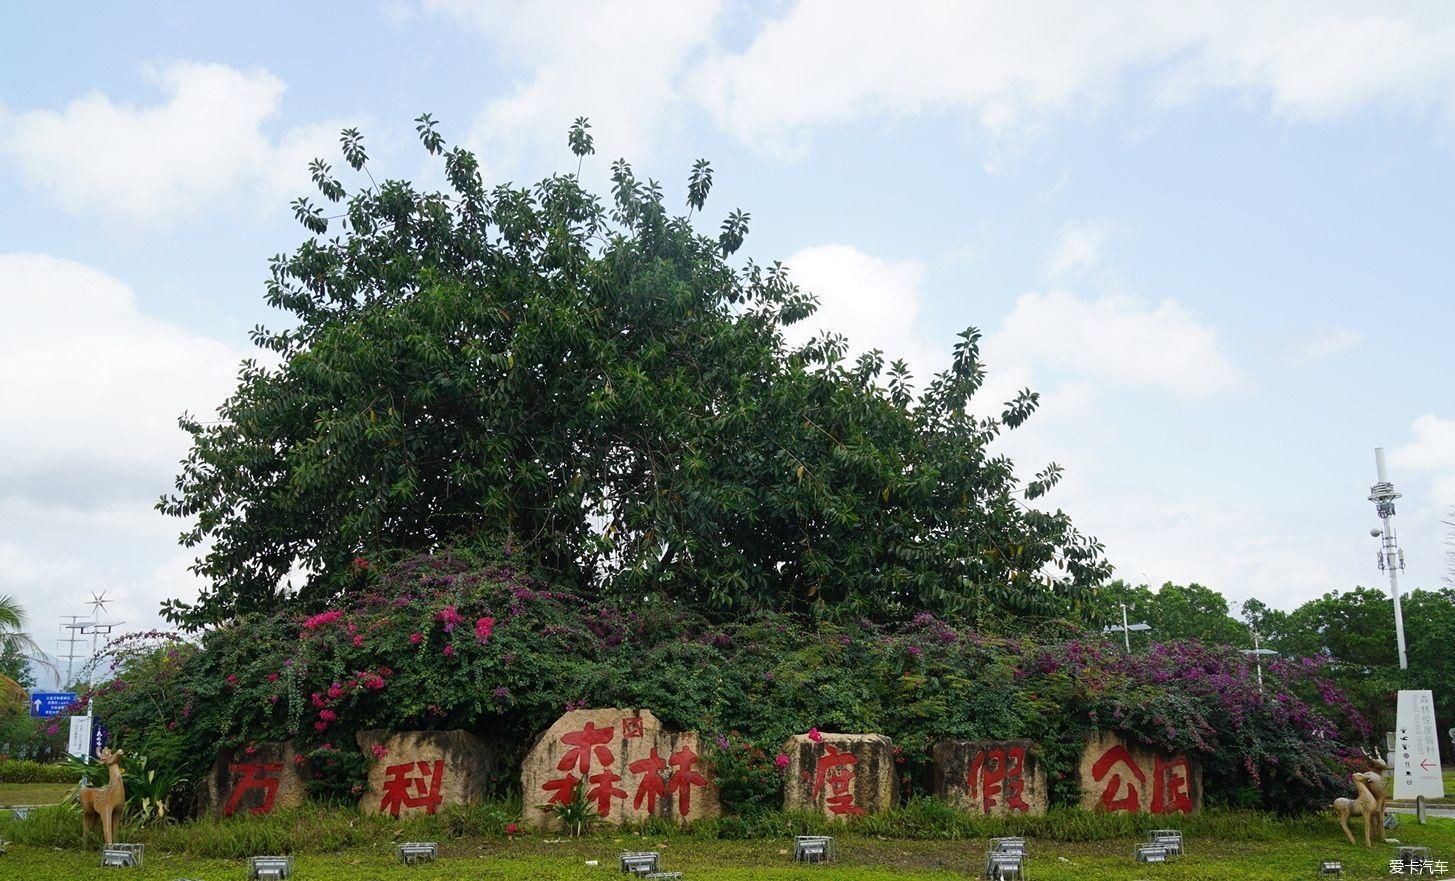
<box><xmin>1090</xmin><ymin>580</ymin><xmax>1252</xmax><ymax>647</ymax></box>
<box><xmin>160</xmin><ymin>117</ymin><xmax>1109</xmax><ymax>629</ymax></box>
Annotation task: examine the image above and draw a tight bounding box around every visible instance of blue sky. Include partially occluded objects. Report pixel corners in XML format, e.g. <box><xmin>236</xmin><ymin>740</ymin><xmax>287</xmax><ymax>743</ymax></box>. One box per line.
<box><xmin>3</xmin><ymin>2</ymin><xmax>1453</xmax><ymax>683</ymax></box>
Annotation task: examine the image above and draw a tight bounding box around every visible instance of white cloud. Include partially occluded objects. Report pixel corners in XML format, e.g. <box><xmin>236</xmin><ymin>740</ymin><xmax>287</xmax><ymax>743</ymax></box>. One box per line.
<box><xmin>423</xmin><ymin>0</ymin><xmax>723</xmax><ymax>178</ymax></box>
<box><xmin>1045</xmin><ymin>220</ymin><xmax>1107</xmax><ymax>279</ymax></box>
<box><xmin>0</xmin><ymin>254</ymin><xmax>243</xmax><ymax>503</ymax></box>
<box><xmin>1293</xmin><ymin>327</ymin><xmax>1362</xmax><ymax>364</ymax></box>
<box><xmin>988</xmin><ymin>290</ymin><xmax>1244</xmax><ymax>399</ymax></box>
<box><xmin>682</xmin><ymin>2</ymin><xmax>1455</xmax><ymax>155</ymax></box>
<box><xmin>0</xmin><ymin>254</ymin><xmax>242</xmax><ymax>679</ymax></box>
<box><xmin>1391</xmin><ymin>414</ymin><xmax>1455</xmax><ymax>509</ymax></box>
<box><xmin>779</xmin><ymin>244</ymin><xmax>938</xmax><ymax>372</ymax></box>
<box><xmin>0</xmin><ymin>62</ymin><xmax>341</xmax><ymax>225</ymax></box>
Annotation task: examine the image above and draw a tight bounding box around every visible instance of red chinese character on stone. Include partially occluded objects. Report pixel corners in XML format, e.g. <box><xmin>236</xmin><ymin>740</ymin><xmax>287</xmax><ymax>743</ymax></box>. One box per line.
<box><xmin>1151</xmin><ymin>755</ymin><xmax>1193</xmax><ymax>814</ymax></box>
<box><xmin>558</xmin><ymin>722</ymin><xmax>616</xmax><ymax>773</ymax></box>
<box><xmin>967</xmin><ymin>746</ymin><xmax>1031</xmax><ymax>814</ymax></box>
<box><xmin>622</xmin><ymin>718</ymin><xmax>644</xmax><ymax>739</ymax></box>
<box><xmin>588</xmin><ymin>768</ymin><xmax>626</xmax><ymax>816</ymax></box>
<box><xmin>542</xmin><ymin>772</ymin><xmax>581</xmax><ymax>806</ymax></box>
<box><xmin>666</xmin><ymin>745</ymin><xmax>709</xmax><ymax>815</ymax></box>
<box><xmin>1091</xmin><ymin>745</ymin><xmax>1146</xmax><ymax>813</ymax></box>
<box><xmin>544</xmin><ymin>723</ymin><xmax>623</xmax><ymax>816</ymax></box>
<box><xmin>629</xmin><ymin>748</ymin><xmax>668</xmax><ymax>813</ymax></box>
<box><xmin>379</xmin><ymin>760</ymin><xmax>445</xmax><ymax>816</ymax></box>
<box><xmin>223</xmin><ymin>762</ymin><xmax>283</xmax><ymax>817</ymax></box>
<box><xmin>811</xmin><ymin>744</ymin><xmax>864</xmax><ymax>816</ymax></box>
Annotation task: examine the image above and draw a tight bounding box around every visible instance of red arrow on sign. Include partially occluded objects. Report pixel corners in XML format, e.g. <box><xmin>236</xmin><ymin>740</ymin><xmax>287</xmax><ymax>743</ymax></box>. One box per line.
<box><xmin>1419</xmin><ymin>759</ymin><xmax>1437</xmax><ymax>770</ymax></box>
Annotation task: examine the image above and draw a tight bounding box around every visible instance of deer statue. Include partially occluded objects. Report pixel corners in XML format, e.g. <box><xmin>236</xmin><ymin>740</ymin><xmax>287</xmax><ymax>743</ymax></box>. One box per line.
<box><xmin>1333</xmin><ymin>747</ymin><xmax>1391</xmax><ymax>847</ymax></box>
<box><xmin>79</xmin><ymin>747</ymin><xmax>126</xmax><ymax>847</ymax></box>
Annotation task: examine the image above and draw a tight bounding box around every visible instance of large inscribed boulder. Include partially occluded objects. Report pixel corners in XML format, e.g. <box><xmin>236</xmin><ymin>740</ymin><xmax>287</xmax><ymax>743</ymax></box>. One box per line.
<box><xmin>1078</xmin><ymin>730</ymin><xmax>1202</xmax><ymax>814</ymax></box>
<box><xmin>930</xmin><ymin>738</ymin><xmax>1047</xmax><ymax>815</ymax></box>
<box><xmin>782</xmin><ymin>732</ymin><xmax>896</xmax><ymax>818</ymax></box>
<box><xmin>201</xmin><ymin>741</ymin><xmax>309</xmax><ymax>818</ymax></box>
<box><xmin>521</xmin><ymin>708</ymin><xmax>720</xmax><ymax>828</ymax></box>
<box><xmin>356</xmin><ymin>729</ymin><xmax>495</xmax><ymax>817</ymax></box>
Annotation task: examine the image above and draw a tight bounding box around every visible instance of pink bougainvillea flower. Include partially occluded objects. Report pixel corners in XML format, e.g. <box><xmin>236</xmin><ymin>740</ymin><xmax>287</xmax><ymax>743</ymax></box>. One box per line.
<box><xmin>352</xmin><ymin>634</ymin><xmax>364</xmax><ymax>648</ymax></box>
<box><xmin>370</xmin><ymin>743</ymin><xmax>389</xmax><ymax>759</ymax></box>
<box><xmin>505</xmin><ymin>822</ymin><xmax>519</xmax><ymax>837</ymax></box>
<box><xmin>409</xmin><ymin>631</ymin><xmax>423</xmax><ymax>645</ymax></box>
<box><xmin>314</xmin><ymin>721</ymin><xmax>329</xmax><ymax>732</ymax></box>
<box><xmin>320</xmin><ymin>709</ymin><xmax>337</xmax><ymax>722</ymax></box>
<box><xmin>352</xmin><ymin>556</ymin><xmax>370</xmax><ymax>571</ymax></box>
<box><xmin>474</xmin><ymin>616</ymin><xmax>496</xmax><ymax>643</ymax></box>
<box><xmin>266</xmin><ymin>672</ymin><xmax>280</xmax><ymax>683</ymax></box>
<box><xmin>807</xmin><ymin>727</ymin><xmax>822</xmax><ymax>743</ymax></box>
<box><xmin>293</xmin><ymin>754</ymin><xmax>306</xmax><ymax>766</ymax></box>
<box><xmin>775</xmin><ymin>753</ymin><xmax>790</xmax><ymax>769</ymax></box>
<box><xmin>443</xmin><ymin>644</ymin><xmax>455</xmax><ymax>658</ymax></box>
<box><xmin>436</xmin><ymin>605</ymin><xmax>464</xmax><ymax>633</ymax></box>
<box><xmin>303</xmin><ymin>610</ymin><xmax>344</xmax><ymax>630</ymax></box>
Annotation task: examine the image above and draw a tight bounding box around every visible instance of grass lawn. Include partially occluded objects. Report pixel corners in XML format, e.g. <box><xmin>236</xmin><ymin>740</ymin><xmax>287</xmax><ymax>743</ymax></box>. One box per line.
<box><xmin>0</xmin><ymin>783</ymin><xmax>70</xmax><ymax>806</ymax></box>
<box><xmin>1</xmin><ymin>819</ymin><xmax>1452</xmax><ymax>880</ymax></box>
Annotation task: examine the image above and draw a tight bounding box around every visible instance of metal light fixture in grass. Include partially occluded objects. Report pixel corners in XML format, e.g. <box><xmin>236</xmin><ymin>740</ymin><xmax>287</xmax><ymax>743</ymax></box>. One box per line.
<box><xmin>101</xmin><ymin>843</ymin><xmax>144</xmax><ymax>868</ymax></box>
<box><xmin>984</xmin><ymin>850</ymin><xmax>1025</xmax><ymax>880</ymax></box>
<box><xmin>396</xmin><ymin>842</ymin><xmax>439</xmax><ymax>865</ymax></box>
<box><xmin>1147</xmin><ymin>829</ymin><xmax>1183</xmax><ymax>858</ymax></box>
<box><xmin>1317</xmin><ymin>859</ymin><xmax>1344</xmax><ymax>878</ymax></box>
<box><xmin>248</xmin><ymin>855</ymin><xmax>293</xmax><ymax>880</ymax></box>
<box><xmin>619</xmin><ymin>851</ymin><xmax>660</xmax><ymax>874</ymax></box>
<box><xmin>990</xmin><ymin>837</ymin><xmax>1027</xmax><ymax>856</ymax></box>
<box><xmin>1134</xmin><ymin>844</ymin><xmax>1168</xmax><ymax>863</ymax></box>
<box><xmin>1395</xmin><ymin>846</ymin><xmax>1432</xmax><ymax>875</ymax></box>
<box><xmin>794</xmin><ymin>835</ymin><xmax>835</xmax><ymax>863</ymax></box>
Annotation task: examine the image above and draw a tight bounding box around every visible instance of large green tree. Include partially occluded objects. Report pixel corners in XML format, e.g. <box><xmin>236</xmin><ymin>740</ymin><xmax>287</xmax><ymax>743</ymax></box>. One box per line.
<box><xmin>160</xmin><ymin>116</ymin><xmax>1109</xmax><ymax>629</ymax></box>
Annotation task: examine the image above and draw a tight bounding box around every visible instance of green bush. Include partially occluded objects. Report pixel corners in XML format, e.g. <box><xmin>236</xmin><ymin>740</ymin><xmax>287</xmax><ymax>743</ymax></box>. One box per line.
<box><xmin>0</xmin><ymin>759</ymin><xmax>80</xmax><ymax>784</ymax></box>
<box><xmin>87</xmin><ymin>546</ymin><xmax>1364</xmax><ymax>818</ymax></box>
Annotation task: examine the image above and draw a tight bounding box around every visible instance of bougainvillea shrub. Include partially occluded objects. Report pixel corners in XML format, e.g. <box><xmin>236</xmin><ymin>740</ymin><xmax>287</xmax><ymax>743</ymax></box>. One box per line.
<box><xmin>91</xmin><ymin>546</ymin><xmax>1363</xmax><ymax>815</ymax></box>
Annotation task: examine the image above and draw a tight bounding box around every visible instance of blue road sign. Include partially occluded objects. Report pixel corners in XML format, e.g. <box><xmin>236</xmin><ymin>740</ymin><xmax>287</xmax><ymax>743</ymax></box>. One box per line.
<box><xmin>28</xmin><ymin>691</ymin><xmax>77</xmax><ymax>718</ymax></box>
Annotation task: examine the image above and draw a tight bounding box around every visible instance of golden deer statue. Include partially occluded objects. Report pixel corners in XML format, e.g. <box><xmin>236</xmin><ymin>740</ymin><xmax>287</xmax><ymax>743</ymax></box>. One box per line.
<box><xmin>79</xmin><ymin>747</ymin><xmax>126</xmax><ymax>847</ymax></box>
<box><xmin>1333</xmin><ymin>747</ymin><xmax>1391</xmax><ymax>847</ymax></box>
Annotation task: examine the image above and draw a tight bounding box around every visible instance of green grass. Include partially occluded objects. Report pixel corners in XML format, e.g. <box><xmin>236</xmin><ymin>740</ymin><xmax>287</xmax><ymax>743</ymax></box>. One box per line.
<box><xmin>0</xmin><ymin>808</ymin><xmax>1451</xmax><ymax>880</ymax></box>
<box><xmin>0</xmin><ymin>783</ymin><xmax>70</xmax><ymax>806</ymax></box>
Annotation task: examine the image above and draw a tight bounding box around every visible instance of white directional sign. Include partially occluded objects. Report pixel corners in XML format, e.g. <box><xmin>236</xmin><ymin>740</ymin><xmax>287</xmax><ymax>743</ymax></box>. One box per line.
<box><xmin>67</xmin><ymin>715</ymin><xmax>93</xmax><ymax>759</ymax></box>
<box><xmin>1394</xmin><ymin>690</ymin><xmax>1445</xmax><ymax>800</ymax></box>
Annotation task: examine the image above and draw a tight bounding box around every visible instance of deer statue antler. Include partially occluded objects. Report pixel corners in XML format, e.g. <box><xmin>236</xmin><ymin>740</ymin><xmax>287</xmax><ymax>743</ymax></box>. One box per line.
<box><xmin>1360</xmin><ymin>746</ymin><xmax>1391</xmax><ymax>772</ymax></box>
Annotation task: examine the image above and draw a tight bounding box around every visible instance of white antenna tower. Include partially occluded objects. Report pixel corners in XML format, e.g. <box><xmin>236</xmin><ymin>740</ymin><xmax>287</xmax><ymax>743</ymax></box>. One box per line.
<box><xmin>1369</xmin><ymin>447</ymin><xmax>1408</xmax><ymax>670</ymax></box>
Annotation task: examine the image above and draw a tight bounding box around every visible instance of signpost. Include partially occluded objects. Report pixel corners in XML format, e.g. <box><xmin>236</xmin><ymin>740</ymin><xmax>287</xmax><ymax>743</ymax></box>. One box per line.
<box><xmin>28</xmin><ymin>691</ymin><xmax>77</xmax><ymax>718</ymax></box>
<box><xmin>1394</xmin><ymin>690</ymin><xmax>1445</xmax><ymax>824</ymax></box>
<box><xmin>67</xmin><ymin>714</ymin><xmax>93</xmax><ymax>759</ymax></box>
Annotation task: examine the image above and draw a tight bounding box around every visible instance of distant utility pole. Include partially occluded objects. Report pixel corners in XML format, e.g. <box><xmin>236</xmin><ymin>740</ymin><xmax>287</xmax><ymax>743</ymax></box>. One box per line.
<box><xmin>1369</xmin><ymin>447</ymin><xmax>1409</xmax><ymax>670</ymax></box>
<box><xmin>56</xmin><ymin>615</ymin><xmax>93</xmax><ymax>687</ymax></box>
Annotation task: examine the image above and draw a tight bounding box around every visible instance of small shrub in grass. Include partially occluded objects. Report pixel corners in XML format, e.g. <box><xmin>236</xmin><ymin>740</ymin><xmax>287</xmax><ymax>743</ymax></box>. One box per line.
<box><xmin>0</xmin><ymin>759</ymin><xmax>82</xmax><ymax>784</ymax></box>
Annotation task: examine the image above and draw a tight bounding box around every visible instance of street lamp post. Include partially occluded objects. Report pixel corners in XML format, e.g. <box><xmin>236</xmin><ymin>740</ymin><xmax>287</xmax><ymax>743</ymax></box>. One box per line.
<box><xmin>1240</xmin><ymin>629</ymin><xmax>1278</xmax><ymax>691</ymax></box>
<box><xmin>1103</xmin><ymin>602</ymin><xmax>1151</xmax><ymax>650</ymax></box>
